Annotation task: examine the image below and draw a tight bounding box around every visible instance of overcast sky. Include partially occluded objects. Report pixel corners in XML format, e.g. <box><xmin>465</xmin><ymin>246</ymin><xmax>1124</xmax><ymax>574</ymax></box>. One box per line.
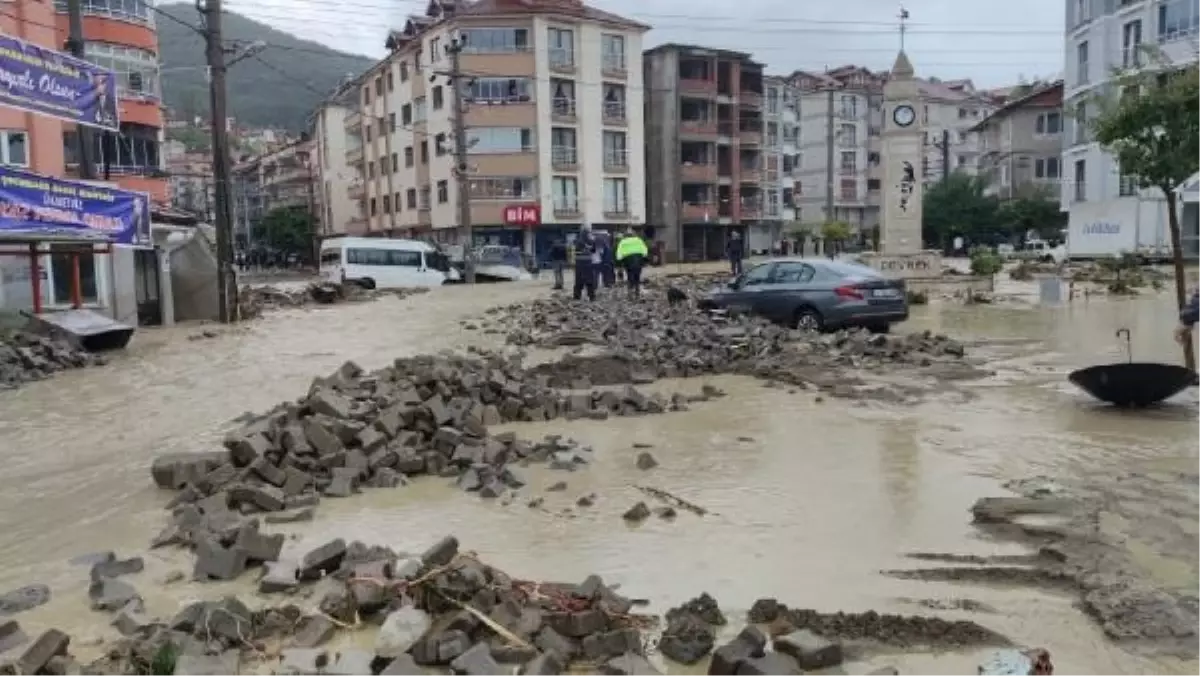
<box><xmin>228</xmin><ymin>0</ymin><xmax>1064</xmax><ymax>88</ymax></box>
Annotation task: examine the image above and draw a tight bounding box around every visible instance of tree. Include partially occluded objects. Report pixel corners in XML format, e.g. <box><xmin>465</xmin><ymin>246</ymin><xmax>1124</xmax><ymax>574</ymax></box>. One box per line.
<box><xmin>820</xmin><ymin>220</ymin><xmax>852</xmax><ymax>253</ymax></box>
<box><xmin>1091</xmin><ymin>60</ymin><xmax>1199</xmax><ymax>371</ymax></box>
<box><xmin>996</xmin><ymin>192</ymin><xmax>1068</xmax><ymax>242</ymax></box>
<box><xmin>922</xmin><ymin>173</ymin><xmax>1000</xmax><ymax>249</ymax></box>
<box><xmin>253</xmin><ymin>206</ymin><xmax>314</xmax><ymax>260</ymax></box>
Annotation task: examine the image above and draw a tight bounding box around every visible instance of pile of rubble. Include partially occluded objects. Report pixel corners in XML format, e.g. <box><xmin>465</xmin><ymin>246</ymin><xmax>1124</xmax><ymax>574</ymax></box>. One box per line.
<box><xmin>148</xmin><ymin>352</ymin><xmax>705</xmax><ymax>562</ymax></box>
<box><xmin>0</xmin><ymin>330</ymin><xmax>102</xmax><ymax>390</ymax></box>
<box><xmin>237</xmin><ymin>283</ymin><xmax>429</xmax><ymax>319</ymax></box>
<box><xmin>480</xmin><ymin>274</ymin><xmax>978</xmax><ymax>398</ymax></box>
<box><xmin>0</xmin><ymin>535</ymin><xmax>1016</xmax><ymax>676</ymax></box>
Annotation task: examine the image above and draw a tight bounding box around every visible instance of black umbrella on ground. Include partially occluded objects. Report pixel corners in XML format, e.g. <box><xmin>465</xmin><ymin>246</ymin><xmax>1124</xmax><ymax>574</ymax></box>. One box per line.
<box><xmin>1069</xmin><ymin>328</ymin><xmax>1197</xmax><ymax>407</ymax></box>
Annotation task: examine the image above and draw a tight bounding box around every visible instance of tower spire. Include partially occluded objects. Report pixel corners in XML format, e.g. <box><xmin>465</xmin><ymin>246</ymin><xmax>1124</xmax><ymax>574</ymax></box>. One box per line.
<box><xmin>898</xmin><ymin>6</ymin><xmax>910</xmax><ymax>53</ymax></box>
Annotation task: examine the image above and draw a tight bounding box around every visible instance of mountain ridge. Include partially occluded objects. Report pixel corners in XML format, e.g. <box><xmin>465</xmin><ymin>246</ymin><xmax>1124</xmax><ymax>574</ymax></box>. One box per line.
<box><xmin>157</xmin><ymin>4</ymin><xmax>375</xmax><ymax>131</ymax></box>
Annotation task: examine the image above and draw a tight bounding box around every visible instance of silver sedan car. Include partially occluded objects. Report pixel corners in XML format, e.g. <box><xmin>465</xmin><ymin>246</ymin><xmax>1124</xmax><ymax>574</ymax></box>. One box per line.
<box><xmin>700</xmin><ymin>258</ymin><xmax>909</xmax><ymax>332</ymax></box>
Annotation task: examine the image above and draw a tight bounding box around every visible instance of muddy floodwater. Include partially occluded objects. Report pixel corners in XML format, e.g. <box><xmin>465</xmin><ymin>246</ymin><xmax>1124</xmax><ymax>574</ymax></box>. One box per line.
<box><xmin>1</xmin><ymin>276</ymin><xmax>1196</xmax><ymax>674</ymax></box>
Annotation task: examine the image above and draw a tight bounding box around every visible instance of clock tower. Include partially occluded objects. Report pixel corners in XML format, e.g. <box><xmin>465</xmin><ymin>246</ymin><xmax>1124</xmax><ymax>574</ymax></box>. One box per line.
<box><xmin>879</xmin><ymin>50</ymin><xmax>924</xmax><ymax>256</ymax></box>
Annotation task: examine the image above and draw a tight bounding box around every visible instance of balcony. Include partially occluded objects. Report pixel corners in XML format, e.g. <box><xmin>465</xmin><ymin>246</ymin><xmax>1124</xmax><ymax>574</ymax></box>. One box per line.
<box><xmin>679</xmin><ymin>77</ymin><xmax>718</xmax><ymax>97</ymax></box>
<box><xmin>838</xmin><ymin>166</ymin><xmax>859</xmax><ymax>177</ymax></box>
<box><xmin>552</xmin><ymin>146</ymin><xmax>578</xmax><ymax>170</ymax></box>
<box><xmin>681</xmin><ymin>201</ymin><xmax>714</xmax><ymax>221</ymax></box>
<box><xmin>739</xmin><ymin>90</ymin><xmax>763</xmax><ymax>107</ymax></box>
<box><xmin>739</xmin><ymin>166</ymin><xmax>762</xmax><ymax>183</ymax></box>
<box><xmin>717</xmin><ymin>121</ymin><xmax>735</xmax><ymax>137</ymax></box>
<box><xmin>680</xmin><ymin>119</ymin><xmax>718</xmax><ymax>137</ymax></box>
<box><xmin>738</xmin><ymin>128</ymin><xmax>761</xmax><ymax>145</ymax></box>
<box><xmin>603</xmin><ymin>205</ymin><xmax>630</xmax><ymax>220</ymax></box>
<box><xmin>602</xmin><ymin>53</ymin><xmax>627</xmax><ymax>78</ymax></box>
<box><xmin>680</xmin><ymin>162</ymin><xmax>717</xmax><ymax>182</ymax></box>
<box><xmin>603</xmin><ymin>101</ymin><xmax>627</xmax><ymax>125</ymax></box>
<box><xmin>552</xmin><ymin>97</ymin><xmax>576</xmax><ymax>122</ymax></box>
<box><xmin>740</xmin><ymin>202</ymin><xmax>762</xmax><ymax>219</ymax></box>
<box><xmin>604</xmin><ymin>149</ymin><xmax>629</xmax><ymax>172</ymax></box>
<box><xmin>344</xmin><ymin>112</ymin><xmax>362</xmax><ymax>132</ymax></box>
<box><xmin>553</xmin><ymin>200</ymin><xmax>581</xmax><ymax>218</ymax></box>
<box><xmin>348</xmin><ymin>181</ymin><xmax>365</xmax><ymax>199</ymax></box>
<box><xmin>549</xmin><ymin>48</ymin><xmax>575</xmax><ymax>74</ymax></box>
<box><xmin>345</xmin><ymin>146</ymin><xmax>364</xmax><ymax>165</ymax></box>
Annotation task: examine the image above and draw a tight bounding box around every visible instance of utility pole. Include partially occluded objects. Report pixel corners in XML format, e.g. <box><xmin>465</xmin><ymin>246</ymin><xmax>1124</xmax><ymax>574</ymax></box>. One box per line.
<box><xmin>305</xmin><ymin>156</ymin><xmax>318</xmax><ymax>266</ymax></box>
<box><xmin>446</xmin><ymin>36</ymin><xmax>475</xmax><ymax>283</ymax></box>
<box><xmin>200</xmin><ymin>0</ymin><xmax>237</xmax><ymax>322</ymax></box>
<box><xmin>932</xmin><ymin>128</ymin><xmax>950</xmax><ymax>181</ymax></box>
<box><xmin>65</xmin><ymin>0</ymin><xmax>94</xmax><ymax>180</ymax></box>
<box><xmin>824</xmin><ymin>86</ymin><xmax>835</xmax><ymax>253</ymax></box>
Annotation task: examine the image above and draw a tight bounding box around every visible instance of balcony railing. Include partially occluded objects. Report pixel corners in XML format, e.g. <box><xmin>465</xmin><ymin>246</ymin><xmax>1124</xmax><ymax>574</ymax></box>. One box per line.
<box><xmin>681</xmin><ymin>201</ymin><xmax>714</xmax><ymax>221</ymax></box>
<box><xmin>739</xmin><ymin>166</ymin><xmax>762</xmax><ymax>182</ymax></box>
<box><xmin>344</xmin><ymin>112</ymin><xmax>362</xmax><ymax>132</ymax></box>
<box><xmin>679</xmin><ymin>162</ymin><xmax>716</xmax><ymax>182</ymax></box>
<box><xmin>348</xmin><ymin>182</ymin><xmax>365</xmax><ymax>199</ymax></box>
<box><xmin>838</xmin><ymin>166</ymin><xmax>859</xmax><ymax>176</ymax></box>
<box><xmin>345</xmin><ymin>146</ymin><xmax>364</xmax><ymax>165</ymax></box>
<box><xmin>679</xmin><ymin>78</ymin><xmax>718</xmax><ymax>96</ymax></box>
<box><xmin>552</xmin><ymin>97</ymin><xmax>576</xmax><ymax>119</ymax></box>
<box><xmin>602</xmin><ymin>53</ymin><xmax>627</xmax><ymax>76</ymax></box>
<box><xmin>553</xmin><ymin>200</ymin><xmax>581</xmax><ymax>217</ymax></box>
<box><xmin>604</xmin><ymin>149</ymin><xmax>629</xmax><ymax>171</ymax></box>
<box><xmin>603</xmin><ymin>101</ymin><xmax>626</xmax><ymax>124</ymax></box>
<box><xmin>738</xmin><ymin>129</ymin><xmax>761</xmax><ymax>144</ymax></box>
<box><xmin>549</xmin><ymin>48</ymin><xmax>575</xmax><ymax>72</ymax></box>
<box><xmin>680</xmin><ymin>119</ymin><xmax>717</xmax><ymax>135</ymax></box>
<box><xmin>603</xmin><ymin>204</ymin><xmax>630</xmax><ymax>219</ymax></box>
<box><xmin>552</xmin><ymin>146</ymin><xmax>578</xmax><ymax>169</ymax></box>
<box><xmin>739</xmin><ymin>90</ymin><xmax>763</xmax><ymax>107</ymax></box>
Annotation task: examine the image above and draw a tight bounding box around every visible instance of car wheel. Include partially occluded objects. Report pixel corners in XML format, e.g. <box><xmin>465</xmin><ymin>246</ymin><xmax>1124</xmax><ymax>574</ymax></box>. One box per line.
<box><xmin>357</xmin><ymin>278</ymin><xmax>376</xmax><ymax>290</ymax></box>
<box><xmin>793</xmin><ymin>307</ymin><xmax>823</xmax><ymax>332</ymax></box>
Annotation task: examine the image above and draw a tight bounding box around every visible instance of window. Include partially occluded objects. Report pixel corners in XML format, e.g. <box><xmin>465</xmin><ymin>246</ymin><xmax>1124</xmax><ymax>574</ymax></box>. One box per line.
<box><xmin>867</xmin><ymin>178</ymin><xmax>881</xmax><ymax>191</ymax></box>
<box><xmin>388</xmin><ymin>113</ymin><xmax>396</xmax><ymax>133</ymax></box>
<box><xmin>741</xmin><ymin>263</ymin><xmax>774</xmax><ymax>286</ymax></box>
<box><xmin>432</xmin><ymin>86</ymin><xmax>444</xmax><ymax>110</ymax></box>
<box><xmin>54</xmin><ymin>0</ymin><xmax>152</xmax><ymax>23</ymax></box>
<box><xmin>434</xmin><ymin>133</ymin><xmax>447</xmax><ymax>156</ymax></box>
<box><xmin>1076</xmin><ymin>41</ymin><xmax>1089</xmax><ymax>86</ymax></box>
<box><xmin>551</xmin><ymin>79</ymin><xmax>576</xmax><ymax>116</ymax></box>
<box><xmin>346</xmin><ymin>248</ymin><xmax>422</xmax><ymax>267</ymax></box>
<box><xmin>0</xmin><ymin>130</ymin><xmax>28</xmax><ymax>166</ymax></box>
<box><xmin>601</xmin><ymin>34</ymin><xmax>626</xmax><ymax>72</ymax></box>
<box><xmin>83</xmin><ymin>42</ymin><xmax>160</xmax><ymax>98</ymax></box>
<box><xmin>48</xmin><ymin>245</ymin><xmax>98</xmax><ymax>305</ymax></box>
<box><xmin>419</xmin><ymin>186</ymin><xmax>431</xmax><ymax>209</ymax></box>
<box><xmin>382</xmin><ymin>194</ymin><xmax>391</xmax><ymax>213</ymax></box>
<box><xmin>552</xmin><ymin>176</ymin><xmax>579</xmax><ymax>212</ymax></box>
<box><xmin>404</xmin><ymin>146</ymin><xmax>414</xmax><ymax>167</ymax></box>
<box><xmin>468</xmin><ymin>177</ymin><xmax>537</xmax><ymax>199</ymax></box>
<box><xmin>1034</xmin><ymin>157</ymin><xmax>1060</xmax><ymax>178</ymax></box>
<box><xmin>1073</xmin><ymin>101</ymin><xmax>1088</xmax><ymax>144</ymax></box>
<box><xmin>603</xmin><ymin>131</ymin><xmax>627</xmax><ymax>168</ymax></box>
<box><xmin>66</xmin><ymin>123</ymin><xmax>158</xmax><ymax>173</ymax></box>
<box><xmin>770</xmin><ymin>262</ymin><xmax>814</xmax><ymax>284</ymax></box>
<box><xmin>466</xmin><ymin>127</ymin><xmax>534</xmax><ymax>154</ymax></box>
<box><xmin>391</xmin><ymin>152</ymin><xmax>398</xmax><ymax>172</ymax></box>
<box><xmin>366</xmin><ymin>126</ymin><xmax>372</xmax><ymax>142</ymax></box>
<box><xmin>466</xmin><ymin>78</ymin><xmax>532</xmax><ymax>103</ymax></box>
<box><xmin>840</xmin><ymin>178</ymin><xmax>856</xmax><ymax>200</ymax></box>
<box><xmin>363</xmin><ymin>88</ymin><xmax>371</xmax><ymax>106</ymax></box>
<box><xmin>1073</xmin><ymin>159</ymin><xmax>1086</xmax><ymax>202</ymax></box>
<box><xmin>370</xmin><ymin>197</ymin><xmax>377</xmax><ymax>216</ymax></box>
<box><xmin>839</xmin><ymin>150</ymin><xmax>856</xmax><ymax>173</ymax></box>
<box><xmin>1119</xmin><ymin>171</ymin><xmax>1138</xmax><ymax>196</ymax></box>
<box><xmin>1035</xmin><ymin>111</ymin><xmax>1061</xmax><ymax>134</ymax></box>
<box><xmin>551</xmin><ymin>127</ymin><xmax>577</xmax><ymax>165</ymax></box>
<box><xmin>839</xmin><ymin>95</ymin><xmax>857</xmax><ymax>118</ymax></box>
<box><xmin>766</xmin><ymin>87</ymin><xmax>780</xmax><ymax>114</ymax></box>
<box><xmin>402</xmin><ymin>104</ymin><xmax>412</xmax><ymax>125</ymax></box>
<box><xmin>413</xmin><ymin>97</ymin><xmax>427</xmax><ymax>123</ymax></box>
<box><xmin>838</xmin><ymin>123</ymin><xmax>856</xmax><ymax>147</ymax></box>
<box><xmin>377</xmin><ymin>118</ymin><xmax>385</xmax><ymax>136</ymax></box>
<box><xmin>958</xmin><ymin>107</ymin><xmax>968</xmax><ymax>119</ymax></box>
<box><xmin>386</xmin><ymin>72</ymin><xmax>394</xmax><ymax>92</ymax></box>
<box><xmin>1158</xmin><ymin>0</ymin><xmax>1200</xmax><ymax>42</ymax></box>
<box><xmin>1074</xmin><ymin>0</ymin><xmax>1090</xmax><ymax>26</ymax></box>
<box><xmin>394</xmin><ymin>191</ymin><xmax>401</xmax><ymax>211</ymax></box>
<box><xmin>460</xmin><ymin>28</ymin><xmax>529</xmax><ymax>53</ymax></box>
<box><xmin>957</xmin><ymin>155</ymin><xmax>967</xmax><ymax>168</ymax></box>
<box><xmin>375</xmin><ymin>77</ymin><xmax>383</xmax><ymax>96</ymax></box>
<box><xmin>430</xmin><ymin>37</ymin><xmax>442</xmax><ymax>63</ymax></box>
<box><xmin>406</xmin><ymin>188</ymin><xmax>417</xmax><ymax>208</ymax></box>
<box><xmin>1123</xmin><ymin>20</ymin><xmax>1143</xmax><ymax>67</ymax></box>
<box><xmin>399</xmin><ymin>62</ymin><xmax>409</xmax><ymax>82</ymax></box>
<box><xmin>437</xmin><ymin>180</ymin><xmax>449</xmax><ymax>204</ymax></box>
<box><xmin>548</xmin><ymin>28</ymin><xmax>574</xmax><ymax>68</ymax></box>
<box><xmin>603</xmin><ymin>178</ymin><xmax>628</xmax><ymax>214</ymax></box>
<box><xmin>367</xmin><ymin>161</ymin><xmax>375</xmax><ymax>179</ymax></box>
<box><xmin>603</xmin><ymin>84</ymin><xmax>626</xmax><ymax>122</ymax></box>
<box><xmin>420</xmin><ymin>140</ymin><xmax>428</xmax><ymax>164</ymax></box>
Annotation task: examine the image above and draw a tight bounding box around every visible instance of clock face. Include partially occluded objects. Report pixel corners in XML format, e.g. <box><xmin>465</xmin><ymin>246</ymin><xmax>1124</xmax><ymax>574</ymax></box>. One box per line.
<box><xmin>893</xmin><ymin>104</ymin><xmax>916</xmax><ymax>127</ymax></box>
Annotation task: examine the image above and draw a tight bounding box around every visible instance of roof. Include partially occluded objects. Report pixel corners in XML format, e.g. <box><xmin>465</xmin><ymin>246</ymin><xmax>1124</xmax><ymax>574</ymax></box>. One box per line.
<box><xmin>645</xmin><ymin>43</ymin><xmax>760</xmax><ymax>65</ymax></box>
<box><xmin>891</xmin><ymin>51</ymin><xmax>913</xmax><ymax>78</ymax></box>
<box><xmin>968</xmin><ymin>80</ymin><xmax>1064</xmax><ymax>132</ymax></box>
<box><xmin>456</xmin><ymin>0</ymin><xmax>649</xmax><ymax>30</ymax></box>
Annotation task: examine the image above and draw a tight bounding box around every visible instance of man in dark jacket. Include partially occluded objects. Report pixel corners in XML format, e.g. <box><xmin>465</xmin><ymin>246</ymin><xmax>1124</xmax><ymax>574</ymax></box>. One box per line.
<box><xmin>572</xmin><ymin>226</ymin><xmax>598</xmax><ymax>301</ymax></box>
<box><xmin>726</xmin><ymin>231</ymin><xmax>745</xmax><ymax>276</ymax></box>
<box><xmin>548</xmin><ymin>239</ymin><xmax>568</xmax><ymax>290</ymax></box>
<box><xmin>1176</xmin><ymin>290</ymin><xmax>1199</xmax><ymax>344</ymax></box>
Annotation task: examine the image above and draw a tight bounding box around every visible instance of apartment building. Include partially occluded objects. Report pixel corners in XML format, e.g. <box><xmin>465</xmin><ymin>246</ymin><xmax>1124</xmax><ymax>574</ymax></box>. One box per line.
<box><xmin>970</xmin><ymin>81</ymin><xmax>1064</xmax><ymax>199</ymax></box>
<box><xmin>231</xmin><ymin>140</ymin><xmax>315</xmax><ymax>245</ymax></box>
<box><xmin>792</xmin><ymin>66</ymin><xmax>886</xmax><ymax>233</ymax></box>
<box><xmin>1062</xmin><ymin>0</ymin><xmax>1198</xmax><ymax>221</ymax></box>
<box><xmin>644</xmin><ymin>44</ymin><xmax>766</xmax><ymax>262</ymax></box>
<box><xmin>916</xmin><ymin>78</ymin><xmax>995</xmax><ymax>182</ymax></box>
<box><xmin>347</xmin><ymin>0</ymin><xmax>647</xmax><ymax>260</ymax></box>
<box><xmin>758</xmin><ymin>75</ymin><xmax>801</xmax><ymax>252</ymax></box>
<box><xmin>311</xmin><ymin>80</ymin><xmax>368</xmax><ymax>237</ymax></box>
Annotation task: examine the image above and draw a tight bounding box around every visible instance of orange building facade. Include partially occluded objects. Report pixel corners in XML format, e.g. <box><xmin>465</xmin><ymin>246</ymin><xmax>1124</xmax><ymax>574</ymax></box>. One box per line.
<box><xmin>0</xmin><ymin>0</ymin><xmax>166</xmax><ymax>202</ymax></box>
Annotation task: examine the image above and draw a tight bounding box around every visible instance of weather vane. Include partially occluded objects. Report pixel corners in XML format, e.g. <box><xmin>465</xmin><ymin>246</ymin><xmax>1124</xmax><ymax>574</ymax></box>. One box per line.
<box><xmin>898</xmin><ymin>6</ymin><xmax>910</xmax><ymax>52</ymax></box>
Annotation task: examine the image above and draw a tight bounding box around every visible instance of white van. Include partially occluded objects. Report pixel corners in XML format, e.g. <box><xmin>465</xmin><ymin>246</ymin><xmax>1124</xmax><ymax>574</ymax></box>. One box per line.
<box><xmin>319</xmin><ymin>237</ymin><xmax>458</xmax><ymax>289</ymax></box>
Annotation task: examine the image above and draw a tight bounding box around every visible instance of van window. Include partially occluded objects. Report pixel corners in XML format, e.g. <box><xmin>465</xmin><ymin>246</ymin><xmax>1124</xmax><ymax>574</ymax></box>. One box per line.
<box><xmin>320</xmin><ymin>250</ymin><xmax>342</xmax><ymax>265</ymax></box>
<box><xmin>390</xmin><ymin>250</ymin><xmax>422</xmax><ymax>267</ymax></box>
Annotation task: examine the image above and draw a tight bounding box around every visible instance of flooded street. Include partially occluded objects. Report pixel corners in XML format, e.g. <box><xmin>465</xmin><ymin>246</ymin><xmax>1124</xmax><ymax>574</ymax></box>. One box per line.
<box><xmin>0</xmin><ymin>276</ymin><xmax>1196</xmax><ymax>674</ymax></box>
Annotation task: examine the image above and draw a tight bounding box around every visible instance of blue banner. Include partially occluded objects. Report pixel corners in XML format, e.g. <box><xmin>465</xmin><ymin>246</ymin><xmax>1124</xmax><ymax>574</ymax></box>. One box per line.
<box><xmin>0</xmin><ymin>167</ymin><xmax>149</xmax><ymax>245</ymax></box>
<box><xmin>0</xmin><ymin>33</ymin><xmax>119</xmax><ymax>131</ymax></box>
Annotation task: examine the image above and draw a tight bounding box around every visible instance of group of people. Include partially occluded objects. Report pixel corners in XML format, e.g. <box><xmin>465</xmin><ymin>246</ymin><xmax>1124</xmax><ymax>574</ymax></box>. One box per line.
<box><xmin>545</xmin><ymin>225</ymin><xmax>650</xmax><ymax>301</ymax></box>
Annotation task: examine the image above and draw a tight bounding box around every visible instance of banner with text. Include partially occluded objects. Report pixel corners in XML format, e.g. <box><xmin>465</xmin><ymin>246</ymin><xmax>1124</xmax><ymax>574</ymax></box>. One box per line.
<box><xmin>0</xmin><ymin>167</ymin><xmax>149</xmax><ymax>244</ymax></box>
<box><xmin>0</xmin><ymin>33</ymin><xmax>120</xmax><ymax>131</ymax></box>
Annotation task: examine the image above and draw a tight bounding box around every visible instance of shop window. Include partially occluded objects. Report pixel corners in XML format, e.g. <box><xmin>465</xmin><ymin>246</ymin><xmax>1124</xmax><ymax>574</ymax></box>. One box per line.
<box><xmin>49</xmin><ymin>246</ymin><xmax>99</xmax><ymax>306</ymax></box>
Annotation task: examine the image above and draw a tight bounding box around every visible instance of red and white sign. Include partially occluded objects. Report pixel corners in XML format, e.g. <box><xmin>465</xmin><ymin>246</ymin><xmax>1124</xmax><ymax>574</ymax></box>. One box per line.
<box><xmin>502</xmin><ymin>203</ymin><xmax>540</xmax><ymax>227</ymax></box>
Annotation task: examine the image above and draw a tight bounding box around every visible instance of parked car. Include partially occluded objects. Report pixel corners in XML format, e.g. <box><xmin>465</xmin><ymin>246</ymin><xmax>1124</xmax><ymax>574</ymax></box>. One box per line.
<box><xmin>699</xmin><ymin>258</ymin><xmax>909</xmax><ymax>332</ymax></box>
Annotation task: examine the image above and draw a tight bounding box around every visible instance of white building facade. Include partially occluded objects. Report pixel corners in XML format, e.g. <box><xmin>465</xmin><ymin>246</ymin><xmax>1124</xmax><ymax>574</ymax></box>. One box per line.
<box><xmin>1061</xmin><ymin>0</ymin><xmax>1198</xmax><ymax>246</ymax></box>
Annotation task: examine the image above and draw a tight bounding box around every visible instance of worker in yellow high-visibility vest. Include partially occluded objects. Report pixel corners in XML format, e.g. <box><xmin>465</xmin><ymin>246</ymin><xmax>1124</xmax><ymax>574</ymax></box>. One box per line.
<box><xmin>615</xmin><ymin>229</ymin><xmax>649</xmax><ymax>299</ymax></box>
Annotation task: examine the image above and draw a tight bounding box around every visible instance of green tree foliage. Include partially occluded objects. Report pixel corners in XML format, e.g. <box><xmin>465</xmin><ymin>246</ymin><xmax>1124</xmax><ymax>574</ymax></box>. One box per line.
<box><xmin>253</xmin><ymin>206</ymin><xmax>314</xmax><ymax>258</ymax></box>
<box><xmin>995</xmin><ymin>191</ymin><xmax>1067</xmax><ymax>241</ymax></box>
<box><xmin>1090</xmin><ymin>60</ymin><xmax>1199</xmax><ymax>370</ymax></box>
<box><xmin>968</xmin><ymin>246</ymin><xmax>1004</xmax><ymax>278</ymax></box>
<box><xmin>820</xmin><ymin>220</ymin><xmax>852</xmax><ymax>243</ymax></box>
<box><xmin>157</xmin><ymin>4</ymin><xmax>373</xmax><ymax>130</ymax></box>
<box><xmin>922</xmin><ymin>173</ymin><xmax>998</xmax><ymax>247</ymax></box>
